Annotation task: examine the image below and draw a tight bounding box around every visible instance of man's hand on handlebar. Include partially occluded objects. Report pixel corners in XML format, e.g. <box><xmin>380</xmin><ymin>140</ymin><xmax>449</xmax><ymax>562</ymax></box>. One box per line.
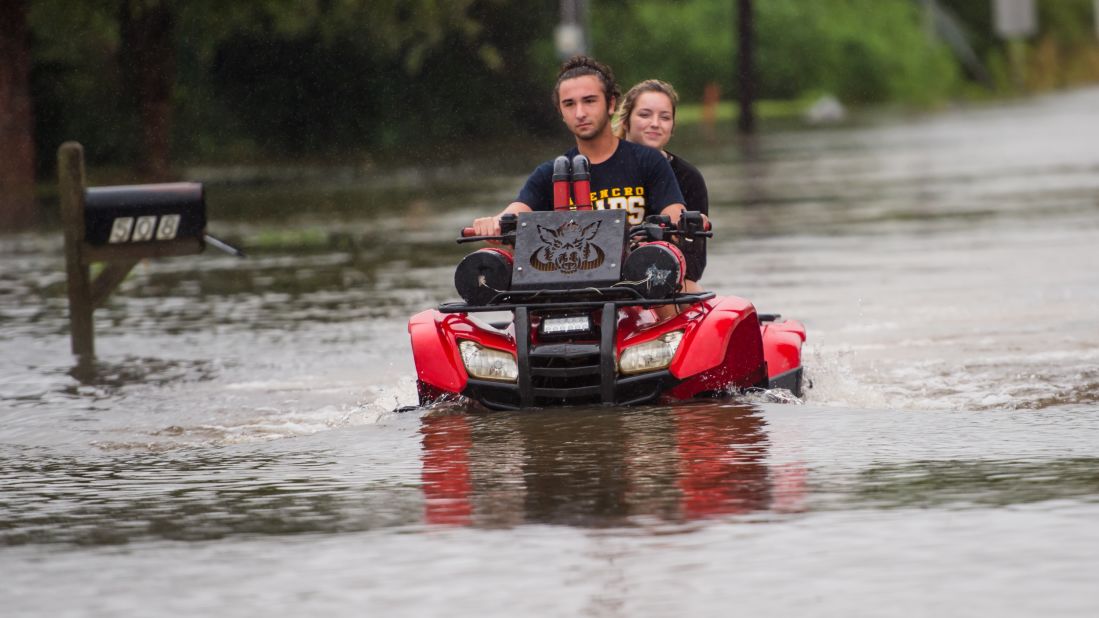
<box><xmin>471</xmin><ymin>215</ymin><xmax>501</xmax><ymax>237</ymax></box>
<box><xmin>468</xmin><ymin>202</ymin><xmax>532</xmax><ymax>244</ymax></box>
<box><xmin>661</xmin><ymin>204</ymin><xmax>709</xmax><ymax>230</ymax></box>
<box><xmin>679</xmin><ymin>210</ymin><xmax>710</xmax><ymax>234</ymax></box>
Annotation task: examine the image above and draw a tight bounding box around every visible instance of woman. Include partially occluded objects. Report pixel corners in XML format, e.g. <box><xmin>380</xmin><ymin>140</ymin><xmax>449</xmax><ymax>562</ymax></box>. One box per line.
<box><xmin>615</xmin><ymin>79</ymin><xmax>708</xmax><ymax>294</ymax></box>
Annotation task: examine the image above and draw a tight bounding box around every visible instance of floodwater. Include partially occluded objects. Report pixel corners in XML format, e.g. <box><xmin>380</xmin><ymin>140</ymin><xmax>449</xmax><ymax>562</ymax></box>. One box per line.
<box><xmin>3</xmin><ymin>88</ymin><xmax>1099</xmax><ymax>616</ymax></box>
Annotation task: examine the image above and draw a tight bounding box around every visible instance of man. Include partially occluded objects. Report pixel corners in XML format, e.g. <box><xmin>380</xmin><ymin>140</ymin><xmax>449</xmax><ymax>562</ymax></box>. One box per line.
<box><xmin>471</xmin><ymin>56</ymin><xmax>692</xmax><ymax>236</ymax></box>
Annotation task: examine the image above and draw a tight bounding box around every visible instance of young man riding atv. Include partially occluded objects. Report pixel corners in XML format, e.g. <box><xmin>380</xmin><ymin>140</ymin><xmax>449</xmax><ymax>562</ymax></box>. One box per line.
<box><xmin>471</xmin><ymin>56</ymin><xmax>709</xmax><ymax>265</ymax></box>
<box><xmin>409</xmin><ymin>56</ymin><xmax>806</xmax><ymax>410</ymax></box>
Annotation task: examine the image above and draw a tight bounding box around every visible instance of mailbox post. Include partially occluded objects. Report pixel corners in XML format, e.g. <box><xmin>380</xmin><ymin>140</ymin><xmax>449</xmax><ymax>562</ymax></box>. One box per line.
<box><xmin>58</xmin><ymin>141</ymin><xmax>209</xmax><ymax>359</ymax></box>
<box><xmin>59</xmin><ymin>143</ymin><xmax>94</xmax><ymax>357</ymax></box>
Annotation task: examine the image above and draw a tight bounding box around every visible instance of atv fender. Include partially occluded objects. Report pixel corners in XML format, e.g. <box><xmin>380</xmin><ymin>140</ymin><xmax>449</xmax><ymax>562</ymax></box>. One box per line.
<box><xmin>669</xmin><ymin>296</ymin><xmax>761</xmax><ymax>379</ymax></box>
<box><xmin>761</xmin><ymin>319</ymin><xmax>806</xmax><ymax>378</ymax></box>
<box><xmin>409</xmin><ymin>310</ymin><xmax>519</xmax><ymax>395</ymax></box>
<box><xmin>408</xmin><ymin>310</ymin><xmax>468</xmax><ymax>393</ymax></box>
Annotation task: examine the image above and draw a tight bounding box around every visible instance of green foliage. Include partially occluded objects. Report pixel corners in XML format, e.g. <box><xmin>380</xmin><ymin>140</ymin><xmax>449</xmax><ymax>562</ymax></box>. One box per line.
<box><xmin>200</xmin><ymin>0</ymin><xmax>559</xmax><ymax>156</ymax></box>
<box><xmin>1036</xmin><ymin>0</ymin><xmax>1098</xmax><ymax>46</ymax></box>
<box><xmin>592</xmin><ymin>0</ymin><xmax>734</xmax><ymax>101</ymax></box>
<box><xmin>29</xmin><ymin>0</ymin><xmax>137</xmax><ymax>167</ymax></box>
<box><xmin>939</xmin><ymin>0</ymin><xmax>1099</xmax><ymax>92</ymax></box>
<box><xmin>23</xmin><ymin>0</ymin><xmax>1099</xmax><ymax>170</ymax></box>
<box><xmin>937</xmin><ymin>0</ymin><xmax>1099</xmax><ymax>49</ymax></box>
<box><xmin>29</xmin><ymin>0</ymin><xmax>560</xmax><ymax>166</ymax></box>
<box><xmin>595</xmin><ymin>0</ymin><xmax>960</xmax><ymax>105</ymax></box>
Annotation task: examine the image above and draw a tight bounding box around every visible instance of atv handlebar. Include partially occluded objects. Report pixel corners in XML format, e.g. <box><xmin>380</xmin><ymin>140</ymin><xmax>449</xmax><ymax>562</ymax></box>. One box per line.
<box><xmin>458</xmin><ymin>213</ymin><xmax>519</xmax><ymax>244</ymax></box>
<box><xmin>458</xmin><ymin>228</ymin><xmax>514</xmax><ymax>244</ymax></box>
<box><xmin>460</xmin><ymin>210</ymin><xmax>710</xmax><ymax>244</ymax></box>
<box><xmin>629</xmin><ymin>211</ymin><xmax>712</xmax><ymax>242</ymax></box>
<box><xmin>679</xmin><ymin>210</ymin><xmax>712</xmax><ymax>233</ymax></box>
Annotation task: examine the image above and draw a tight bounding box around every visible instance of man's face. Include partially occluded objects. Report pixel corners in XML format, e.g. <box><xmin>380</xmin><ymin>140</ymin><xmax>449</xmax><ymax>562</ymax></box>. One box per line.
<box><xmin>557</xmin><ymin>75</ymin><xmax>615</xmax><ymax>141</ymax></box>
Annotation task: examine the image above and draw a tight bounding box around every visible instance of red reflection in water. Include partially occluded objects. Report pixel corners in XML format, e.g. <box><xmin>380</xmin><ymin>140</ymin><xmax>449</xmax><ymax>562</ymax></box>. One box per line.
<box><xmin>419</xmin><ymin>406</ymin><xmax>806</xmax><ymax>526</ymax></box>
<box><xmin>674</xmin><ymin>406</ymin><xmax>772</xmax><ymax>518</ymax></box>
<box><xmin>420</xmin><ymin>413</ymin><xmax>473</xmax><ymax>525</ymax></box>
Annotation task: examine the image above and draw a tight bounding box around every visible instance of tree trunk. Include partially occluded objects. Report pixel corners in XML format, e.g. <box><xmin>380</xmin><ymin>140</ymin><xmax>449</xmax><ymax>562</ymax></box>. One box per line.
<box><xmin>119</xmin><ymin>0</ymin><xmax>175</xmax><ymax>181</ymax></box>
<box><xmin>0</xmin><ymin>0</ymin><xmax>37</xmax><ymax>231</ymax></box>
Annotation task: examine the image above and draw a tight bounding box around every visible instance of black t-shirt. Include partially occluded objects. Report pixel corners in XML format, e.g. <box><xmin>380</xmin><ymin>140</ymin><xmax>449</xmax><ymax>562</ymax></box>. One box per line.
<box><xmin>668</xmin><ymin>151</ymin><xmax>707</xmax><ymax>215</ymax></box>
<box><xmin>668</xmin><ymin>151</ymin><xmax>709</xmax><ymax>281</ymax></box>
<box><xmin>515</xmin><ymin>140</ymin><xmax>684</xmax><ymax>225</ymax></box>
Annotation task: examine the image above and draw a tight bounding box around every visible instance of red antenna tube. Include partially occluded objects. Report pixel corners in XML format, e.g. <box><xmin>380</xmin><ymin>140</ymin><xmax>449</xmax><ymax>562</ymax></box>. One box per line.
<box><xmin>571</xmin><ymin>155</ymin><xmax>592</xmax><ymax>210</ymax></box>
<box><xmin>552</xmin><ymin>156</ymin><xmax>572</xmax><ymax>210</ymax></box>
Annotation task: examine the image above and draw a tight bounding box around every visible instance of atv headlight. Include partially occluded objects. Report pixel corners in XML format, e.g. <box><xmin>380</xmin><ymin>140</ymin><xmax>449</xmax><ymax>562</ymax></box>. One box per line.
<box><xmin>459</xmin><ymin>340</ymin><xmax>518</xmax><ymax>382</ymax></box>
<box><xmin>619</xmin><ymin>330</ymin><xmax>684</xmax><ymax>375</ymax></box>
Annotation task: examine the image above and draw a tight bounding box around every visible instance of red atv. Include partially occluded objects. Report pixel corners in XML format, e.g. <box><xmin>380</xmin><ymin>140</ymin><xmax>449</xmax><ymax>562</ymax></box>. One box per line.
<box><xmin>408</xmin><ymin>205</ymin><xmax>806</xmax><ymax>410</ymax></box>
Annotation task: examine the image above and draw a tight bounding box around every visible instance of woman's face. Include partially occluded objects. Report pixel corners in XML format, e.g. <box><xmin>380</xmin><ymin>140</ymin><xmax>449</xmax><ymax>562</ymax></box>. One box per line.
<box><xmin>625</xmin><ymin>91</ymin><xmax>675</xmax><ymax>151</ymax></box>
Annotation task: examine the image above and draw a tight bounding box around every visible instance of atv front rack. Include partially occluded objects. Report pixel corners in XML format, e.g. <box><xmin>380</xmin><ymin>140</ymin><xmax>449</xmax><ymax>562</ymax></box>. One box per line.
<box><xmin>437</xmin><ymin>288</ymin><xmax>716</xmax><ymax>409</ymax></box>
<box><xmin>460</xmin><ymin>301</ymin><xmax>683</xmax><ymax>409</ymax></box>
<box><xmin>438</xmin><ymin>287</ymin><xmax>715</xmax><ymax>314</ymax></box>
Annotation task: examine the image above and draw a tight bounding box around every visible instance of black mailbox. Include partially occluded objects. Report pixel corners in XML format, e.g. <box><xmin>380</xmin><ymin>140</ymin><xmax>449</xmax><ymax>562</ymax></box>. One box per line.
<box><xmin>59</xmin><ymin>141</ymin><xmax>242</xmax><ymax>360</ymax></box>
<box><xmin>84</xmin><ymin>182</ymin><xmax>206</xmax><ymax>246</ymax></box>
<box><xmin>511</xmin><ymin>210</ymin><xmax>626</xmax><ymax>290</ymax></box>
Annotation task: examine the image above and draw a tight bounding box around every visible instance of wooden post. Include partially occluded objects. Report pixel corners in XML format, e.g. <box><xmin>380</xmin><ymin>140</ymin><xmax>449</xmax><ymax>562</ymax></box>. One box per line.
<box><xmin>736</xmin><ymin>0</ymin><xmax>756</xmax><ymax>134</ymax></box>
<box><xmin>58</xmin><ymin>142</ymin><xmax>94</xmax><ymax>358</ymax></box>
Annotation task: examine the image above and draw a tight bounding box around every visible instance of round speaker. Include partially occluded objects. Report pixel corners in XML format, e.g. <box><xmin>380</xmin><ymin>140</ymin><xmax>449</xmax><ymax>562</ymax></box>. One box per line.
<box><xmin>455</xmin><ymin>248</ymin><xmax>513</xmax><ymax>305</ymax></box>
<box><xmin>621</xmin><ymin>241</ymin><xmax>685</xmax><ymax>299</ymax></box>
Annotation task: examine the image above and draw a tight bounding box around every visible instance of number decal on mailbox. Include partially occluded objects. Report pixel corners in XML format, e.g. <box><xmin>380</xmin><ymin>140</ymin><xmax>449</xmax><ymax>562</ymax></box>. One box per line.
<box><xmin>156</xmin><ymin>214</ymin><xmax>180</xmax><ymax>240</ymax></box>
<box><xmin>108</xmin><ymin>217</ymin><xmax>135</xmax><ymax>244</ymax></box>
<box><xmin>132</xmin><ymin>216</ymin><xmax>157</xmax><ymax>242</ymax></box>
<box><xmin>105</xmin><ymin>214</ymin><xmax>184</xmax><ymax>243</ymax></box>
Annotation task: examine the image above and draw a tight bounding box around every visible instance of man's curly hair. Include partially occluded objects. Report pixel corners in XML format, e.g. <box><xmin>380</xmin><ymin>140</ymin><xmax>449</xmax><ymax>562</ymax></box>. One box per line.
<box><xmin>552</xmin><ymin>55</ymin><xmax>620</xmax><ymax>110</ymax></box>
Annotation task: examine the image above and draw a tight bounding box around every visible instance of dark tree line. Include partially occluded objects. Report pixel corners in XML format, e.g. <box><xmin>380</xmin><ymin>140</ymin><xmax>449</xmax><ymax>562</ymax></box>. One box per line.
<box><xmin>1</xmin><ymin>0</ymin><xmax>559</xmax><ymax>230</ymax></box>
<box><xmin>3</xmin><ymin>0</ymin><xmax>179</xmax><ymax>228</ymax></box>
<box><xmin>2</xmin><ymin>0</ymin><xmax>1096</xmax><ymax>231</ymax></box>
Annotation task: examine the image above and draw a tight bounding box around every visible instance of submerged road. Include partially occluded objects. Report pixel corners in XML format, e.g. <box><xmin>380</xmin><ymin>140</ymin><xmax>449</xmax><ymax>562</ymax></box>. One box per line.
<box><xmin>2</xmin><ymin>87</ymin><xmax>1098</xmax><ymax>616</ymax></box>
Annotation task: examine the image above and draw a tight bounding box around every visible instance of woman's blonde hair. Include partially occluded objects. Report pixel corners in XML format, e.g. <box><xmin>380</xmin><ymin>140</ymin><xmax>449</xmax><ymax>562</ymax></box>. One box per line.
<box><xmin>613</xmin><ymin>79</ymin><xmax>679</xmax><ymax>140</ymax></box>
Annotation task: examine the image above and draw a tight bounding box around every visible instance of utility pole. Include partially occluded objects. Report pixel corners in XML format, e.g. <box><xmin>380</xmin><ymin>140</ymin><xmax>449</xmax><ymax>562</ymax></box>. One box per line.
<box><xmin>556</xmin><ymin>0</ymin><xmax>590</xmax><ymax>59</ymax></box>
<box><xmin>993</xmin><ymin>0</ymin><xmax>1037</xmax><ymax>90</ymax></box>
<box><xmin>993</xmin><ymin>0</ymin><xmax>1037</xmax><ymax>38</ymax></box>
<box><xmin>736</xmin><ymin>0</ymin><xmax>756</xmax><ymax>134</ymax></box>
<box><xmin>1094</xmin><ymin>0</ymin><xmax>1099</xmax><ymax>39</ymax></box>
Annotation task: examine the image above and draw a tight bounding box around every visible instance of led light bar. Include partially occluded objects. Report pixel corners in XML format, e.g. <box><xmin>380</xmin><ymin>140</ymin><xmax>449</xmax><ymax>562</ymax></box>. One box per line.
<box><xmin>541</xmin><ymin>315</ymin><xmax>592</xmax><ymax>336</ymax></box>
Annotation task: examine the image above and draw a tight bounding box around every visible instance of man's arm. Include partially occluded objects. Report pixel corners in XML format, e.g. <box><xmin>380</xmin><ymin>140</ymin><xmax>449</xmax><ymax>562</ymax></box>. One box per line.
<box><xmin>472</xmin><ymin>160</ymin><xmax>553</xmax><ymax>235</ymax></box>
<box><xmin>659</xmin><ymin>202</ymin><xmax>686</xmax><ymax>224</ymax></box>
<box><xmin>472</xmin><ymin>202</ymin><xmax>532</xmax><ymax>236</ymax></box>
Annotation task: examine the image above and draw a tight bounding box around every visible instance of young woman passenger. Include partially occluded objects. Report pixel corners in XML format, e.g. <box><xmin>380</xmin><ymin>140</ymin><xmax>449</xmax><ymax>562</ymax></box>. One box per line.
<box><xmin>615</xmin><ymin>80</ymin><xmax>709</xmax><ymax>294</ymax></box>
